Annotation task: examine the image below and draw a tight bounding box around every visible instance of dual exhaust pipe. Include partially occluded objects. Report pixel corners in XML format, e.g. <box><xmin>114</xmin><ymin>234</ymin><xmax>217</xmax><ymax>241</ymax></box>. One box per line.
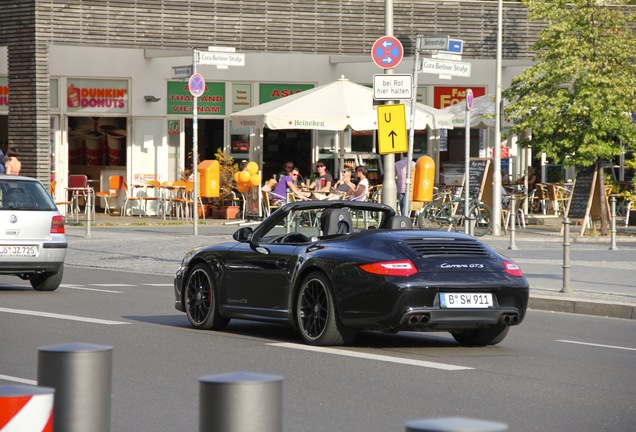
<box><xmin>402</xmin><ymin>312</ymin><xmax>519</xmax><ymax>328</ymax></box>
<box><xmin>501</xmin><ymin>313</ymin><xmax>520</xmax><ymax>326</ymax></box>
<box><xmin>406</xmin><ymin>313</ymin><xmax>431</xmax><ymax>327</ymax></box>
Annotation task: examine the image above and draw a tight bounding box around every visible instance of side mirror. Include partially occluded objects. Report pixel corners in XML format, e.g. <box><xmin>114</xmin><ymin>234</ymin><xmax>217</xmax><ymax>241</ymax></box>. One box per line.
<box><xmin>233</xmin><ymin>226</ymin><xmax>253</xmax><ymax>242</ymax></box>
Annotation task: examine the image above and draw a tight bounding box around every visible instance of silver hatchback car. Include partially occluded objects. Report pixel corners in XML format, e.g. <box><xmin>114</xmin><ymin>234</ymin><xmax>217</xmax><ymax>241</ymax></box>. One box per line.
<box><xmin>0</xmin><ymin>175</ymin><xmax>67</xmax><ymax>291</ymax></box>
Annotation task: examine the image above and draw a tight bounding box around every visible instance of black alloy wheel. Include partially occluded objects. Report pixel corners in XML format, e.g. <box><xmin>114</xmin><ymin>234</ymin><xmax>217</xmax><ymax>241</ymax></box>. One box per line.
<box><xmin>296</xmin><ymin>272</ymin><xmax>356</xmax><ymax>346</ymax></box>
<box><xmin>184</xmin><ymin>263</ymin><xmax>229</xmax><ymax>330</ymax></box>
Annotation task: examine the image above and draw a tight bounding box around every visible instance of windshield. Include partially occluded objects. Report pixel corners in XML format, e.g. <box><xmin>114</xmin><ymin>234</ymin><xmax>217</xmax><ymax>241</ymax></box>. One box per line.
<box><xmin>0</xmin><ymin>179</ymin><xmax>58</xmax><ymax>211</ymax></box>
<box><xmin>259</xmin><ymin>206</ymin><xmax>389</xmax><ymax>243</ymax></box>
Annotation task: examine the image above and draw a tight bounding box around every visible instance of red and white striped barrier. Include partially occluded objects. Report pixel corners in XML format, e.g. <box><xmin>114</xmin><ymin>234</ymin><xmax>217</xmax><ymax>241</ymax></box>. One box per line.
<box><xmin>0</xmin><ymin>385</ymin><xmax>54</xmax><ymax>432</ymax></box>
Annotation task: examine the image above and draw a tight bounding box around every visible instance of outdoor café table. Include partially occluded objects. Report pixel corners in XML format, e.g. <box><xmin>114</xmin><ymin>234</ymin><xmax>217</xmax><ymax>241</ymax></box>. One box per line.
<box><xmin>65</xmin><ymin>186</ymin><xmax>95</xmax><ymax>222</ymax></box>
<box><xmin>159</xmin><ymin>183</ymin><xmax>186</xmax><ymax>220</ymax></box>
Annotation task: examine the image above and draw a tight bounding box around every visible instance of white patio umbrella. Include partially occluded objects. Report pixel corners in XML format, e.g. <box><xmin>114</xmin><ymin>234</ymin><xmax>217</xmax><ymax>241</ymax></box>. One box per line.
<box><xmin>440</xmin><ymin>93</ymin><xmax>511</xmax><ymax>129</ymax></box>
<box><xmin>231</xmin><ymin>76</ymin><xmax>454</xmax><ymax>131</ymax></box>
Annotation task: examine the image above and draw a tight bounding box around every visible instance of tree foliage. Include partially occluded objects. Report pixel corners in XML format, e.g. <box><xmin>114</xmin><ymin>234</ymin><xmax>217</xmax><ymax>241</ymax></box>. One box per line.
<box><xmin>503</xmin><ymin>0</ymin><xmax>636</xmax><ymax>167</ymax></box>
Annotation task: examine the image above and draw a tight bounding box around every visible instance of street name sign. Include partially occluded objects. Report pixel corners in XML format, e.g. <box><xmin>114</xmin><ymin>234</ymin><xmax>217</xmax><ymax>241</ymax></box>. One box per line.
<box><xmin>172</xmin><ymin>65</ymin><xmax>193</xmax><ymax>79</ymax></box>
<box><xmin>420</xmin><ymin>58</ymin><xmax>472</xmax><ymax>77</ymax></box>
<box><xmin>418</xmin><ymin>35</ymin><xmax>449</xmax><ymax>51</ymax></box>
<box><xmin>433</xmin><ymin>52</ymin><xmax>462</xmax><ymax>62</ymax></box>
<box><xmin>207</xmin><ymin>46</ymin><xmax>236</xmax><ymax>53</ymax></box>
<box><xmin>377</xmin><ymin>104</ymin><xmax>408</xmax><ymax>154</ymax></box>
<box><xmin>373</xmin><ymin>74</ymin><xmax>412</xmax><ymax>100</ymax></box>
<box><xmin>198</xmin><ymin>51</ymin><xmax>245</xmax><ymax>67</ymax></box>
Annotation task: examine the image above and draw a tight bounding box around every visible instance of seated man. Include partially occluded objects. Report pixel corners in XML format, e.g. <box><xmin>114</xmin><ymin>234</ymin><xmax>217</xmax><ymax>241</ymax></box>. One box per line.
<box><xmin>270</xmin><ymin>166</ymin><xmax>309</xmax><ymax>204</ymax></box>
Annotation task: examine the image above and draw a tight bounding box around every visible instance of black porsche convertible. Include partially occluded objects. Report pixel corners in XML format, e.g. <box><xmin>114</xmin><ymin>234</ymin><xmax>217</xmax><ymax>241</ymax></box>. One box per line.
<box><xmin>174</xmin><ymin>200</ymin><xmax>529</xmax><ymax>346</ymax></box>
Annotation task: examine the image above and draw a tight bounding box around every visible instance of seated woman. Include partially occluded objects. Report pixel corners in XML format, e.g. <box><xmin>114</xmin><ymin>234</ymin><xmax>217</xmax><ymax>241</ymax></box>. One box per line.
<box><xmin>345</xmin><ymin>166</ymin><xmax>369</xmax><ymax>202</ymax></box>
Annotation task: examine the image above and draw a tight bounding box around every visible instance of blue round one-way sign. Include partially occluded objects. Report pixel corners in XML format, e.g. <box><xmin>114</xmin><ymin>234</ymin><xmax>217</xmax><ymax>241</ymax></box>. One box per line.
<box><xmin>371</xmin><ymin>36</ymin><xmax>404</xmax><ymax>69</ymax></box>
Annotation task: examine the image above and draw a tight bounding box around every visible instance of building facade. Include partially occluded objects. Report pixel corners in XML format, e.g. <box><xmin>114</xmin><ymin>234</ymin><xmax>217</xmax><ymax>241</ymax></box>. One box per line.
<box><xmin>0</xmin><ymin>0</ymin><xmax>541</xmax><ymax>200</ymax></box>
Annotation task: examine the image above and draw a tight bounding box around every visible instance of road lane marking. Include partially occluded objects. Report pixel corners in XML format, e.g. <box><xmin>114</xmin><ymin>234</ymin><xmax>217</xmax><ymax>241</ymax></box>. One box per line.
<box><xmin>556</xmin><ymin>340</ymin><xmax>636</xmax><ymax>352</ymax></box>
<box><xmin>141</xmin><ymin>284</ymin><xmax>174</xmax><ymax>287</ymax></box>
<box><xmin>0</xmin><ymin>374</ymin><xmax>37</xmax><ymax>385</ymax></box>
<box><xmin>268</xmin><ymin>342</ymin><xmax>473</xmax><ymax>371</ymax></box>
<box><xmin>61</xmin><ymin>284</ymin><xmax>123</xmax><ymax>293</ymax></box>
<box><xmin>0</xmin><ymin>307</ymin><xmax>130</xmax><ymax>325</ymax></box>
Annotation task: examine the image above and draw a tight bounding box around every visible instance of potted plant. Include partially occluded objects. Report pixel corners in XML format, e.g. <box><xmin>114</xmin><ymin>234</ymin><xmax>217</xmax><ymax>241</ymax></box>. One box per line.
<box><xmin>211</xmin><ymin>149</ymin><xmax>240</xmax><ymax>219</ymax></box>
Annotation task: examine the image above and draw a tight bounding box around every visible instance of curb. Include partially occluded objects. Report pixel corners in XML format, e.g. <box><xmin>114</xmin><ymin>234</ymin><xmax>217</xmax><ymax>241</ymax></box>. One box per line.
<box><xmin>529</xmin><ymin>295</ymin><xmax>636</xmax><ymax>320</ymax></box>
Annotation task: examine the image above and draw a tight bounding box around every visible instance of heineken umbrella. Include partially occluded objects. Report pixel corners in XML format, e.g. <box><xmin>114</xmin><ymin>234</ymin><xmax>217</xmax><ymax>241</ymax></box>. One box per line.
<box><xmin>440</xmin><ymin>93</ymin><xmax>512</xmax><ymax>129</ymax></box>
<box><xmin>230</xmin><ymin>76</ymin><xmax>454</xmax><ymax>131</ymax></box>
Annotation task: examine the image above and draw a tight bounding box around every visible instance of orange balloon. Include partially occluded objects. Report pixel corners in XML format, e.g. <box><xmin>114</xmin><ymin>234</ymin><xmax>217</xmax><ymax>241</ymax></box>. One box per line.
<box><xmin>239</xmin><ymin>170</ymin><xmax>251</xmax><ymax>183</ymax></box>
<box><xmin>233</xmin><ymin>171</ymin><xmax>241</xmax><ymax>183</ymax></box>
<box><xmin>249</xmin><ymin>173</ymin><xmax>261</xmax><ymax>187</ymax></box>
<box><xmin>246</xmin><ymin>161</ymin><xmax>259</xmax><ymax>175</ymax></box>
<box><xmin>236</xmin><ymin>182</ymin><xmax>247</xmax><ymax>193</ymax></box>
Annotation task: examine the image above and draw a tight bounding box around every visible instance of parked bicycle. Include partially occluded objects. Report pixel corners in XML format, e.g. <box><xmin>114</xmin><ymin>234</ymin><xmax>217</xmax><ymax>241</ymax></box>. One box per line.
<box><xmin>416</xmin><ymin>196</ymin><xmax>493</xmax><ymax>236</ymax></box>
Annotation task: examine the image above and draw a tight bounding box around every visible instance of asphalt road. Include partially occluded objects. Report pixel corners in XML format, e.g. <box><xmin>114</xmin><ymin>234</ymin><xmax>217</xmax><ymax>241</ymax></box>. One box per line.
<box><xmin>1</xmin><ymin>266</ymin><xmax>635</xmax><ymax>431</ymax></box>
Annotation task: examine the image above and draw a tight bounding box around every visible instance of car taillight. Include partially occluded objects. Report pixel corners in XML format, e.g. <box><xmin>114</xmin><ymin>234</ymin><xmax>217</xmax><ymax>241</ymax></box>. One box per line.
<box><xmin>359</xmin><ymin>260</ymin><xmax>418</xmax><ymax>277</ymax></box>
<box><xmin>504</xmin><ymin>261</ymin><xmax>523</xmax><ymax>277</ymax></box>
<box><xmin>51</xmin><ymin>215</ymin><xmax>65</xmax><ymax>234</ymax></box>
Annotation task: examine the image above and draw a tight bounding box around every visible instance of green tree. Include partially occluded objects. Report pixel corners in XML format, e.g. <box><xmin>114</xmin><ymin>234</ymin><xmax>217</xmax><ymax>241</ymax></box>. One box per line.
<box><xmin>505</xmin><ymin>0</ymin><xmax>636</xmax><ymax>165</ymax></box>
<box><xmin>503</xmin><ymin>0</ymin><xmax>636</xmax><ymax>233</ymax></box>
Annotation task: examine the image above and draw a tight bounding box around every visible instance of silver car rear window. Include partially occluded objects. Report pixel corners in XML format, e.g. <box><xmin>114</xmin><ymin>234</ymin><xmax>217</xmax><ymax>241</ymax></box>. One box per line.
<box><xmin>0</xmin><ymin>179</ymin><xmax>58</xmax><ymax>211</ymax></box>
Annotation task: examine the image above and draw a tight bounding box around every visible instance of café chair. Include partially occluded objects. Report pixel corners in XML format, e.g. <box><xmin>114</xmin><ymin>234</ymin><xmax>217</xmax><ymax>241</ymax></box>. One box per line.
<box><xmin>95</xmin><ymin>175</ymin><xmax>124</xmax><ymax>214</ymax></box>
<box><xmin>529</xmin><ymin>183</ymin><xmax>548</xmax><ymax>214</ymax></box>
<box><xmin>547</xmin><ymin>184</ymin><xmax>569</xmax><ymax>216</ymax></box>
<box><xmin>262</xmin><ymin>189</ymin><xmax>281</xmax><ymax>217</ymax></box>
<box><xmin>141</xmin><ymin>180</ymin><xmax>161</xmax><ymax>216</ymax></box>
<box><xmin>50</xmin><ymin>180</ymin><xmax>74</xmax><ymax>217</ymax></box>
<box><xmin>502</xmin><ymin>194</ymin><xmax>526</xmax><ymax>234</ymax></box>
<box><xmin>120</xmin><ymin>180</ymin><xmax>144</xmax><ymax>217</ymax></box>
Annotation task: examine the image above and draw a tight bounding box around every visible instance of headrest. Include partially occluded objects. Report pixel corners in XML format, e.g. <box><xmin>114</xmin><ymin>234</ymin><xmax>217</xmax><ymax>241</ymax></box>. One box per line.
<box><xmin>387</xmin><ymin>215</ymin><xmax>413</xmax><ymax>229</ymax></box>
<box><xmin>320</xmin><ymin>208</ymin><xmax>352</xmax><ymax>236</ymax></box>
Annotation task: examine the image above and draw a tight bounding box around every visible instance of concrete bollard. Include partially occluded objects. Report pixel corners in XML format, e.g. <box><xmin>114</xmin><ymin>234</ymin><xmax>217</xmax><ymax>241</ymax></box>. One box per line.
<box><xmin>561</xmin><ymin>218</ymin><xmax>571</xmax><ymax>294</ymax></box>
<box><xmin>406</xmin><ymin>416</ymin><xmax>508</xmax><ymax>431</ymax></box>
<box><xmin>199</xmin><ymin>372</ymin><xmax>283</xmax><ymax>432</ymax></box>
<box><xmin>37</xmin><ymin>342</ymin><xmax>112</xmax><ymax>432</ymax></box>
<box><xmin>508</xmin><ymin>195</ymin><xmax>517</xmax><ymax>250</ymax></box>
<box><xmin>0</xmin><ymin>384</ymin><xmax>55</xmax><ymax>431</ymax></box>
<box><xmin>609</xmin><ymin>196</ymin><xmax>617</xmax><ymax>251</ymax></box>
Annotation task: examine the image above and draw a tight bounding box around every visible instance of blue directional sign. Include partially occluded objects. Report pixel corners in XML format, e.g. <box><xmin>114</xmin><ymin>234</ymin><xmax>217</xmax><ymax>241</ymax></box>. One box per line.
<box><xmin>447</xmin><ymin>39</ymin><xmax>464</xmax><ymax>54</ymax></box>
<box><xmin>371</xmin><ymin>36</ymin><xmax>404</xmax><ymax>69</ymax></box>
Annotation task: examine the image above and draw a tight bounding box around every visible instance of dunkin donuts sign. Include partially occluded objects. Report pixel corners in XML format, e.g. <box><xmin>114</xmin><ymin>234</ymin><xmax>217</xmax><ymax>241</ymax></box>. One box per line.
<box><xmin>67</xmin><ymin>78</ymin><xmax>129</xmax><ymax>113</ymax></box>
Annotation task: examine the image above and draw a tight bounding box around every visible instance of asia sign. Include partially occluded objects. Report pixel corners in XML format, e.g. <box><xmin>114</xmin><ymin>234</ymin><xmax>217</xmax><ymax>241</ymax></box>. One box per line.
<box><xmin>259</xmin><ymin>83</ymin><xmax>314</xmax><ymax>104</ymax></box>
<box><xmin>66</xmin><ymin>78</ymin><xmax>129</xmax><ymax>114</ymax></box>
<box><xmin>167</xmin><ymin>81</ymin><xmax>226</xmax><ymax>115</ymax></box>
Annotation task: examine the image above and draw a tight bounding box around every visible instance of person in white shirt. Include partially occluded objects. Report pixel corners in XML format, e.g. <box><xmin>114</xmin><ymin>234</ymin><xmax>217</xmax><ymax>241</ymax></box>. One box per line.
<box><xmin>346</xmin><ymin>166</ymin><xmax>368</xmax><ymax>201</ymax></box>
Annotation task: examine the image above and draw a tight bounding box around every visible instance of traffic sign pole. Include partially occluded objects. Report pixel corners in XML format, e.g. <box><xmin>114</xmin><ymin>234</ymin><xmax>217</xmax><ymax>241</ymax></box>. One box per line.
<box><xmin>192</xmin><ymin>50</ymin><xmax>199</xmax><ymax>235</ymax></box>
<box><xmin>464</xmin><ymin>89</ymin><xmax>473</xmax><ymax>234</ymax></box>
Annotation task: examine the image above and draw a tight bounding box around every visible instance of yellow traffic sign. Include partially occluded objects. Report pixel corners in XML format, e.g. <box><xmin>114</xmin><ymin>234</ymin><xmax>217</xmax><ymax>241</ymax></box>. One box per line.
<box><xmin>377</xmin><ymin>104</ymin><xmax>408</xmax><ymax>154</ymax></box>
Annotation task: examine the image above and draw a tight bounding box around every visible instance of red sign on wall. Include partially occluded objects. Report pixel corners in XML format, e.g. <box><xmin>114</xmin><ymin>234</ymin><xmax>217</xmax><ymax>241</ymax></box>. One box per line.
<box><xmin>433</xmin><ymin>86</ymin><xmax>486</xmax><ymax>109</ymax></box>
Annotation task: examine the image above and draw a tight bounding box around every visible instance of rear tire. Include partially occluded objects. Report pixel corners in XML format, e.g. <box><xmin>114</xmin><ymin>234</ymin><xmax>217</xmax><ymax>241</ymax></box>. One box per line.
<box><xmin>184</xmin><ymin>263</ymin><xmax>230</xmax><ymax>330</ymax></box>
<box><xmin>296</xmin><ymin>272</ymin><xmax>356</xmax><ymax>346</ymax></box>
<box><xmin>31</xmin><ymin>265</ymin><xmax>64</xmax><ymax>291</ymax></box>
<box><xmin>451</xmin><ymin>324</ymin><xmax>510</xmax><ymax>346</ymax></box>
